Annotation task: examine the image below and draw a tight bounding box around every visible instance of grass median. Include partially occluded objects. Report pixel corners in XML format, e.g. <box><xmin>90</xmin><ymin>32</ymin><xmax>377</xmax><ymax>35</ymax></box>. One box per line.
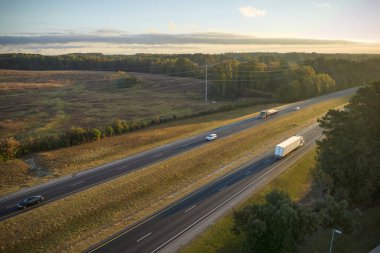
<box><xmin>0</xmin><ymin>97</ymin><xmax>347</xmax><ymax>253</ymax></box>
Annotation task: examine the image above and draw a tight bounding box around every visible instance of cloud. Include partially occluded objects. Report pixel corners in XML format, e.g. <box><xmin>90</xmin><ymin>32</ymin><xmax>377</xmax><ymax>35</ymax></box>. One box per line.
<box><xmin>0</xmin><ymin>32</ymin><xmax>359</xmax><ymax>46</ymax></box>
<box><xmin>312</xmin><ymin>2</ymin><xmax>331</xmax><ymax>8</ymax></box>
<box><xmin>93</xmin><ymin>28</ymin><xmax>128</xmax><ymax>35</ymax></box>
<box><xmin>168</xmin><ymin>21</ymin><xmax>176</xmax><ymax>32</ymax></box>
<box><xmin>2</xmin><ymin>42</ymin><xmax>379</xmax><ymax>55</ymax></box>
<box><xmin>238</xmin><ymin>6</ymin><xmax>266</xmax><ymax>17</ymax></box>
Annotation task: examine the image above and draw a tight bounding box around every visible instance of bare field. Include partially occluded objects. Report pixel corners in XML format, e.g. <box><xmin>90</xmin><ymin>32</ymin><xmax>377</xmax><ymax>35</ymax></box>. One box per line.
<box><xmin>0</xmin><ymin>70</ymin><xmax>264</xmax><ymax>139</ymax></box>
<box><xmin>0</xmin><ymin>97</ymin><xmax>347</xmax><ymax>253</ymax></box>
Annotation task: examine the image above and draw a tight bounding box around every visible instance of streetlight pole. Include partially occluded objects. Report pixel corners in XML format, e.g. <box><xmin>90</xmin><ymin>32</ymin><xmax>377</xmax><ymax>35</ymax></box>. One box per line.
<box><xmin>329</xmin><ymin>228</ymin><xmax>342</xmax><ymax>253</ymax></box>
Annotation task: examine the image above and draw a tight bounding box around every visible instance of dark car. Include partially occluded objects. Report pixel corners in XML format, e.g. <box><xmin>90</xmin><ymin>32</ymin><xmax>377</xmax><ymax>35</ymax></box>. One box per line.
<box><xmin>17</xmin><ymin>195</ymin><xmax>44</xmax><ymax>210</ymax></box>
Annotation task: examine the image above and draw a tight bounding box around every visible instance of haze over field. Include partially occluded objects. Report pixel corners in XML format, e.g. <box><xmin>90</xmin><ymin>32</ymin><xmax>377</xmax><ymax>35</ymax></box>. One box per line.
<box><xmin>0</xmin><ymin>0</ymin><xmax>379</xmax><ymax>54</ymax></box>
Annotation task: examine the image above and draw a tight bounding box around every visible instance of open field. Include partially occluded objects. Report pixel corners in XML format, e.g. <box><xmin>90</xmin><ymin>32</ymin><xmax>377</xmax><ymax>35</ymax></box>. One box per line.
<box><xmin>0</xmin><ymin>70</ymin><xmax>270</xmax><ymax>139</ymax></box>
<box><xmin>0</xmin><ymin>102</ymin><xmax>277</xmax><ymax>196</ymax></box>
<box><xmin>0</xmin><ymin>97</ymin><xmax>347</xmax><ymax>253</ymax></box>
<box><xmin>180</xmin><ymin>148</ymin><xmax>317</xmax><ymax>253</ymax></box>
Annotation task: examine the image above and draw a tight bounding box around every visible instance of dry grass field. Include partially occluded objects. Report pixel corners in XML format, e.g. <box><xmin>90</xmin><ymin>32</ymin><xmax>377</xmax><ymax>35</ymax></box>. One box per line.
<box><xmin>0</xmin><ymin>70</ymin><xmax>266</xmax><ymax>140</ymax></box>
<box><xmin>0</xmin><ymin>97</ymin><xmax>347</xmax><ymax>253</ymax></box>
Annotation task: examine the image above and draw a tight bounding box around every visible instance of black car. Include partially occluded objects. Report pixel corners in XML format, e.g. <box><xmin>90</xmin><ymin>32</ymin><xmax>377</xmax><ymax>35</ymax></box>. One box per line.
<box><xmin>17</xmin><ymin>195</ymin><xmax>44</xmax><ymax>210</ymax></box>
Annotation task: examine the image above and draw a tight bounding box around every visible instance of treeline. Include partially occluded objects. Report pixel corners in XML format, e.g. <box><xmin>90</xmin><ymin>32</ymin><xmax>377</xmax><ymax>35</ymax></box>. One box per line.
<box><xmin>207</xmin><ymin>59</ymin><xmax>336</xmax><ymax>101</ymax></box>
<box><xmin>232</xmin><ymin>82</ymin><xmax>380</xmax><ymax>252</ymax></box>
<box><xmin>0</xmin><ymin>98</ymin><xmax>268</xmax><ymax>161</ymax></box>
<box><xmin>305</xmin><ymin>57</ymin><xmax>380</xmax><ymax>89</ymax></box>
<box><xmin>2</xmin><ymin>53</ymin><xmax>378</xmax><ymax>102</ymax></box>
<box><xmin>1</xmin><ymin>52</ymin><xmax>378</xmax><ymax>72</ymax></box>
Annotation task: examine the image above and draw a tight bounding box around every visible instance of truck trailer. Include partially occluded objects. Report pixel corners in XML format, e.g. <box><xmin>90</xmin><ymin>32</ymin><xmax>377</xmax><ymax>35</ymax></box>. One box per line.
<box><xmin>274</xmin><ymin>136</ymin><xmax>304</xmax><ymax>158</ymax></box>
<box><xmin>259</xmin><ymin>109</ymin><xmax>278</xmax><ymax>118</ymax></box>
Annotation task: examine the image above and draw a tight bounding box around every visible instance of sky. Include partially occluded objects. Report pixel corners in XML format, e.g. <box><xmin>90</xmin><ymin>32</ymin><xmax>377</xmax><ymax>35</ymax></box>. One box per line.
<box><xmin>0</xmin><ymin>0</ymin><xmax>379</xmax><ymax>54</ymax></box>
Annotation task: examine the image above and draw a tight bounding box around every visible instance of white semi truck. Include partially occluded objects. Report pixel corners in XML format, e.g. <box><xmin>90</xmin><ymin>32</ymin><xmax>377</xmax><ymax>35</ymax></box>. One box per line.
<box><xmin>274</xmin><ymin>136</ymin><xmax>304</xmax><ymax>158</ymax></box>
<box><xmin>259</xmin><ymin>109</ymin><xmax>278</xmax><ymax>118</ymax></box>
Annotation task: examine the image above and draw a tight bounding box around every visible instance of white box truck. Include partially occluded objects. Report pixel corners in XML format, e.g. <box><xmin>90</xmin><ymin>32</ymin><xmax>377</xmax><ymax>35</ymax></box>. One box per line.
<box><xmin>274</xmin><ymin>136</ymin><xmax>304</xmax><ymax>158</ymax></box>
<box><xmin>259</xmin><ymin>109</ymin><xmax>278</xmax><ymax>118</ymax></box>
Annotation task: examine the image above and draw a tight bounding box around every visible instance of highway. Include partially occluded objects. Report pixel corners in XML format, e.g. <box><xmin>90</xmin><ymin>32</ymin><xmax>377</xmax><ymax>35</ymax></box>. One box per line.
<box><xmin>0</xmin><ymin>87</ymin><xmax>356</xmax><ymax>221</ymax></box>
<box><xmin>87</xmin><ymin>120</ymin><xmax>323</xmax><ymax>253</ymax></box>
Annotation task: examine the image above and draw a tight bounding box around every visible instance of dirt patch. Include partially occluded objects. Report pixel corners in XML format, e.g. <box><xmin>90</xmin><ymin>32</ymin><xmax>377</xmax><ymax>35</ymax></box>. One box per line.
<box><xmin>25</xmin><ymin>157</ymin><xmax>51</xmax><ymax>177</ymax></box>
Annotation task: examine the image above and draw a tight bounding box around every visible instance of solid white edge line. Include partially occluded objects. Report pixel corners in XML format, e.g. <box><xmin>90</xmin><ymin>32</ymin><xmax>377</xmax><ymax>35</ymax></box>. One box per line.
<box><xmin>70</xmin><ymin>181</ymin><xmax>84</xmax><ymax>187</ymax></box>
<box><xmin>184</xmin><ymin>205</ymin><xmax>196</xmax><ymax>213</ymax></box>
<box><xmin>150</xmin><ymin>134</ymin><xmax>321</xmax><ymax>253</ymax></box>
<box><xmin>218</xmin><ymin>185</ymin><xmax>228</xmax><ymax>192</ymax></box>
<box><xmin>136</xmin><ymin>232</ymin><xmax>152</xmax><ymax>243</ymax></box>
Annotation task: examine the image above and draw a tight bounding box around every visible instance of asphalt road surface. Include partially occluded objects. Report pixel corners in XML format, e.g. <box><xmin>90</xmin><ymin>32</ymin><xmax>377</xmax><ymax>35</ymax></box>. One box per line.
<box><xmin>87</xmin><ymin>120</ymin><xmax>323</xmax><ymax>253</ymax></box>
<box><xmin>0</xmin><ymin>87</ymin><xmax>356</xmax><ymax>221</ymax></box>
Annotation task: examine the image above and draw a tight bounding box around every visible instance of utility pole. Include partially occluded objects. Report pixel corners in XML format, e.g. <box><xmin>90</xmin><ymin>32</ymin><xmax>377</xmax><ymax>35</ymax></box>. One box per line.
<box><xmin>204</xmin><ymin>64</ymin><xmax>208</xmax><ymax>103</ymax></box>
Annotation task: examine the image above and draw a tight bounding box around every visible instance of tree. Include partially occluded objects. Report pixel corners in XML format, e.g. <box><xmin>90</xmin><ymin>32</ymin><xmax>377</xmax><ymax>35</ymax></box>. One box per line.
<box><xmin>105</xmin><ymin>126</ymin><xmax>115</xmax><ymax>137</ymax></box>
<box><xmin>233</xmin><ymin>190</ymin><xmax>320</xmax><ymax>253</ymax></box>
<box><xmin>315</xmin><ymin>82</ymin><xmax>380</xmax><ymax>206</ymax></box>
<box><xmin>313</xmin><ymin>195</ymin><xmax>360</xmax><ymax>233</ymax></box>
<box><xmin>0</xmin><ymin>137</ymin><xmax>21</xmax><ymax>160</ymax></box>
<box><xmin>90</xmin><ymin>128</ymin><xmax>102</xmax><ymax>141</ymax></box>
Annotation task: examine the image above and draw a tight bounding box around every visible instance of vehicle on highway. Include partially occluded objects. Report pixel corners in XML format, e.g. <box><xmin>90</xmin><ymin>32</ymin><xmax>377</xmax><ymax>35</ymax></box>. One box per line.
<box><xmin>259</xmin><ymin>109</ymin><xmax>278</xmax><ymax>118</ymax></box>
<box><xmin>206</xmin><ymin>133</ymin><xmax>217</xmax><ymax>141</ymax></box>
<box><xmin>17</xmin><ymin>195</ymin><xmax>44</xmax><ymax>210</ymax></box>
<box><xmin>274</xmin><ymin>136</ymin><xmax>304</xmax><ymax>158</ymax></box>
<box><xmin>294</xmin><ymin>106</ymin><xmax>301</xmax><ymax>111</ymax></box>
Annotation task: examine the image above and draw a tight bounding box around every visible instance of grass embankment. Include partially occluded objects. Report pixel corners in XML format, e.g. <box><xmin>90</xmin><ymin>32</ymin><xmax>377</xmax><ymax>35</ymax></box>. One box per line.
<box><xmin>0</xmin><ymin>97</ymin><xmax>347</xmax><ymax>253</ymax></box>
<box><xmin>0</xmin><ymin>103</ymin><xmax>276</xmax><ymax>196</ymax></box>
<box><xmin>301</xmin><ymin>206</ymin><xmax>380</xmax><ymax>253</ymax></box>
<box><xmin>181</xmin><ymin>148</ymin><xmax>317</xmax><ymax>253</ymax></box>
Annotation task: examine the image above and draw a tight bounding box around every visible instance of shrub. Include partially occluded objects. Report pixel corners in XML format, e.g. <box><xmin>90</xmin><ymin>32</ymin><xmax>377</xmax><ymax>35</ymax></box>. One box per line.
<box><xmin>0</xmin><ymin>137</ymin><xmax>21</xmax><ymax>161</ymax></box>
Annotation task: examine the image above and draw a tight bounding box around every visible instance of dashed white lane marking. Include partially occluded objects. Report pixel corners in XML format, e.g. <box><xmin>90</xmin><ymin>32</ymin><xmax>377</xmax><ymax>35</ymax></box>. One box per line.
<box><xmin>6</xmin><ymin>205</ymin><xmax>15</xmax><ymax>209</ymax></box>
<box><xmin>265</xmin><ymin>159</ymin><xmax>271</xmax><ymax>163</ymax></box>
<box><xmin>136</xmin><ymin>232</ymin><xmax>152</xmax><ymax>243</ymax></box>
<box><xmin>218</xmin><ymin>185</ymin><xmax>228</xmax><ymax>192</ymax></box>
<box><xmin>244</xmin><ymin>171</ymin><xmax>252</xmax><ymax>176</ymax></box>
<box><xmin>184</xmin><ymin>205</ymin><xmax>196</xmax><ymax>213</ymax></box>
<box><xmin>70</xmin><ymin>181</ymin><xmax>84</xmax><ymax>187</ymax></box>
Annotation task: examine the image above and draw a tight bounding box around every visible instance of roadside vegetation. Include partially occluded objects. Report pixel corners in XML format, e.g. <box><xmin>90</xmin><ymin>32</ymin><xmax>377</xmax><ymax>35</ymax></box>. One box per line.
<box><xmin>182</xmin><ymin>82</ymin><xmax>380</xmax><ymax>253</ymax></box>
<box><xmin>0</xmin><ymin>97</ymin><xmax>347</xmax><ymax>253</ymax></box>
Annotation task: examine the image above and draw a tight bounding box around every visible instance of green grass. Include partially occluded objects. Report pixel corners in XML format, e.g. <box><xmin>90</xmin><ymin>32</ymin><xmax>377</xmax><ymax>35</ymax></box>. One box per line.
<box><xmin>301</xmin><ymin>206</ymin><xmax>380</xmax><ymax>253</ymax></box>
<box><xmin>180</xmin><ymin>148</ymin><xmax>317</xmax><ymax>253</ymax></box>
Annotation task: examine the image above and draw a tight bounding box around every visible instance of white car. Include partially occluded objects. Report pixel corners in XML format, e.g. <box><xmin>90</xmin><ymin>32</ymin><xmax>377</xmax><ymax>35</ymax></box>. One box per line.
<box><xmin>294</xmin><ymin>106</ymin><xmax>301</xmax><ymax>111</ymax></box>
<box><xmin>206</xmin><ymin>133</ymin><xmax>217</xmax><ymax>141</ymax></box>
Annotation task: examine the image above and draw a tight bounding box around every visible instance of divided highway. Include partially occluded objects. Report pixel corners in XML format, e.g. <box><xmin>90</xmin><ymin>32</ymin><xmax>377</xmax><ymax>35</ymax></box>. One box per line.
<box><xmin>0</xmin><ymin>87</ymin><xmax>356</xmax><ymax>221</ymax></box>
<box><xmin>88</xmin><ymin>120</ymin><xmax>323</xmax><ymax>253</ymax></box>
